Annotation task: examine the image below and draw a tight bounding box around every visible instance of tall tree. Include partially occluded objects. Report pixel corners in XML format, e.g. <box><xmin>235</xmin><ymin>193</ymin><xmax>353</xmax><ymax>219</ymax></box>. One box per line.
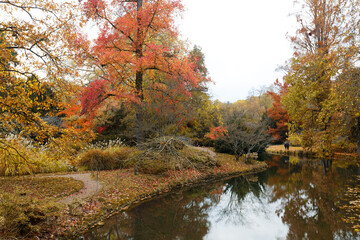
<box><xmin>283</xmin><ymin>0</ymin><xmax>360</xmax><ymax>155</ymax></box>
<box><xmin>266</xmin><ymin>79</ymin><xmax>289</xmax><ymax>143</ymax></box>
<box><xmin>81</xmin><ymin>0</ymin><xmax>209</xmax><ymax>144</ymax></box>
<box><xmin>335</xmin><ymin>68</ymin><xmax>360</xmax><ymax>154</ymax></box>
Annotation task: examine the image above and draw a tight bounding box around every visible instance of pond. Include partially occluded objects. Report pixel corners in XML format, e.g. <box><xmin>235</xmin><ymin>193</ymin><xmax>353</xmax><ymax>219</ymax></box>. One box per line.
<box><xmin>83</xmin><ymin>154</ymin><xmax>360</xmax><ymax>240</ymax></box>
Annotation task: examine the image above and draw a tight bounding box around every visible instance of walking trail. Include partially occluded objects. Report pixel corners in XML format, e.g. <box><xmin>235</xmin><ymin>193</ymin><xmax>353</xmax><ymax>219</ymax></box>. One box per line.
<box><xmin>58</xmin><ymin>173</ymin><xmax>102</xmax><ymax>204</ymax></box>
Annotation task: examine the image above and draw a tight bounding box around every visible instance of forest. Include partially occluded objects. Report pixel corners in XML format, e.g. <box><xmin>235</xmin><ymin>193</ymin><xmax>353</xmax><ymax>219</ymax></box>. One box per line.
<box><xmin>0</xmin><ymin>0</ymin><xmax>360</xmax><ymax>238</ymax></box>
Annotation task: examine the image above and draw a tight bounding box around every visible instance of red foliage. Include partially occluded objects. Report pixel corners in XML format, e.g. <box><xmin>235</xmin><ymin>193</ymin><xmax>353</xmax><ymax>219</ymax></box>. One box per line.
<box><xmin>205</xmin><ymin>126</ymin><xmax>228</xmax><ymax>140</ymax></box>
<box><xmin>81</xmin><ymin>79</ymin><xmax>108</xmax><ymax>116</ymax></box>
<box><xmin>79</xmin><ymin>0</ymin><xmax>209</xmax><ymax>128</ymax></box>
<box><xmin>96</xmin><ymin>125</ymin><xmax>108</xmax><ymax>133</ymax></box>
<box><xmin>267</xmin><ymin>79</ymin><xmax>289</xmax><ymax>143</ymax></box>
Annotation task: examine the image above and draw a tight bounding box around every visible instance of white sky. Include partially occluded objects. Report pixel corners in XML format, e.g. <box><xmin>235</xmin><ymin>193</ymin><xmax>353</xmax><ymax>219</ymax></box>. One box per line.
<box><xmin>177</xmin><ymin>0</ymin><xmax>298</xmax><ymax>102</ymax></box>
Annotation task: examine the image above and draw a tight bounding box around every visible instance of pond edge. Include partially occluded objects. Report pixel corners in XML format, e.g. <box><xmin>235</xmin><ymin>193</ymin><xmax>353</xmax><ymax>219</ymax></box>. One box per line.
<box><xmin>64</xmin><ymin>161</ymin><xmax>267</xmax><ymax>239</ymax></box>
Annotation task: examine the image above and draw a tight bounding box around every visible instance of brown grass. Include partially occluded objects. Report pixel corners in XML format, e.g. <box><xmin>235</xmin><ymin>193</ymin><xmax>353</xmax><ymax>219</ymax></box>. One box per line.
<box><xmin>0</xmin><ymin>176</ymin><xmax>84</xmax><ymax>238</ymax></box>
<box><xmin>267</xmin><ymin>145</ymin><xmax>304</xmax><ymax>152</ymax></box>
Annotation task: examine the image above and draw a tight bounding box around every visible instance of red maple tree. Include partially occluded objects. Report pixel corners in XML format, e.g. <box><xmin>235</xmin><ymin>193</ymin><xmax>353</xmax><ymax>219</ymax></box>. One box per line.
<box><xmin>80</xmin><ymin>0</ymin><xmax>209</xmax><ymax>142</ymax></box>
<box><xmin>267</xmin><ymin>79</ymin><xmax>289</xmax><ymax>143</ymax></box>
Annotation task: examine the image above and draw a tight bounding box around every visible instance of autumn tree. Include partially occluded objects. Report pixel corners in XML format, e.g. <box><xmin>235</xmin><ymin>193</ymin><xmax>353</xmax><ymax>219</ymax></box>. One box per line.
<box><xmin>283</xmin><ymin>0</ymin><xmax>360</xmax><ymax>156</ymax></box>
<box><xmin>335</xmin><ymin>68</ymin><xmax>360</xmax><ymax>154</ymax></box>
<box><xmin>213</xmin><ymin>94</ymin><xmax>272</xmax><ymax>162</ymax></box>
<box><xmin>266</xmin><ymin>79</ymin><xmax>289</xmax><ymax>143</ymax></box>
<box><xmin>80</xmin><ymin>46</ymin><xmax>212</xmax><ymax>143</ymax></box>
<box><xmin>0</xmin><ymin>0</ymin><xmax>83</xmax><ymax>140</ymax></box>
<box><xmin>80</xmin><ymin>0</ymin><xmax>209</xmax><ymax>144</ymax></box>
<box><xmin>215</xmin><ymin>108</ymin><xmax>271</xmax><ymax>162</ymax></box>
<box><xmin>0</xmin><ymin>0</ymin><xmax>94</xmax><ymax>175</ymax></box>
<box><xmin>177</xmin><ymin>46</ymin><xmax>222</xmax><ymax>142</ymax></box>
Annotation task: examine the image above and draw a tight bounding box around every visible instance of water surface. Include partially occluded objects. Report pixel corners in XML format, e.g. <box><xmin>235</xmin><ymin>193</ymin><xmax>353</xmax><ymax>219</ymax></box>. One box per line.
<box><xmin>84</xmin><ymin>154</ymin><xmax>360</xmax><ymax>240</ymax></box>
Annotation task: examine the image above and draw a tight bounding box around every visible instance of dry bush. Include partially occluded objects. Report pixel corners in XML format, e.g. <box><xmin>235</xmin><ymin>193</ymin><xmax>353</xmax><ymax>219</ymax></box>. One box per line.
<box><xmin>134</xmin><ymin>152</ymin><xmax>170</xmax><ymax>174</ymax></box>
<box><xmin>77</xmin><ymin>145</ymin><xmax>136</xmax><ymax>171</ymax></box>
<box><xmin>134</xmin><ymin>136</ymin><xmax>218</xmax><ymax>175</ymax></box>
<box><xmin>77</xmin><ymin>149</ymin><xmax>118</xmax><ymax>171</ymax></box>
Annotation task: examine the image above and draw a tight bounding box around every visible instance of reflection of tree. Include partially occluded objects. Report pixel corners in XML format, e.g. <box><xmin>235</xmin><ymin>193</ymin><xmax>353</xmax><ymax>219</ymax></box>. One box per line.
<box><xmin>85</xmin><ymin>185</ymin><xmax>220</xmax><ymax>240</ymax></box>
<box><xmin>84</xmin><ymin>155</ymin><xmax>360</xmax><ymax>239</ymax></box>
<box><xmin>84</xmin><ymin>212</ymin><xmax>135</xmax><ymax>239</ymax></box>
<box><xmin>213</xmin><ymin>175</ymin><xmax>269</xmax><ymax>225</ymax></box>
<box><xmin>268</xmin><ymin>155</ymin><xmax>358</xmax><ymax>239</ymax></box>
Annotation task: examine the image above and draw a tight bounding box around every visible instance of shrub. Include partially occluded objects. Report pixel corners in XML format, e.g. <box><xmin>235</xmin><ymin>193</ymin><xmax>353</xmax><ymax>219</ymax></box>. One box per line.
<box><xmin>181</xmin><ymin>148</ymin><xmax>218</xmax><ymax>169</ymax></box>
<box><xmin>214</xmin><ymin>139</ymin><xmax>233</xmax><ymax>154</ymax></box>
<box><xmin>77</xmin><ymin>146</ymin><xmax>135</xmax><ymax>171</ymax></box>
<box><xmin>77</xmin><ymin>149</ymin><xmax>117</xmax><ymax>171</ymax></box>
<box><xmin>139</xmin><ymin>136</ymin><xmax>186</xmax><ymax>152</ymax></box>
<box><xmin>135</xmin><ymin>152</ymin><xmax>170</xmax><ymax>175</ymax></box>
<box><xmin>332</xmin><ymin>138</ymin><xmax>358</xmax><ymax>153</ymax></box>
<box><xmin>0</xmin><ymin>135</ymin><xmax>85</xmax><ymax>176</ymax></box>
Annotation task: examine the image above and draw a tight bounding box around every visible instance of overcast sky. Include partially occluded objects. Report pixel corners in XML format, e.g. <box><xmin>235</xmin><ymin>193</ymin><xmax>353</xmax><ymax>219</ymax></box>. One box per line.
<box><xmin>177</xmin><ymin>0</ymin><xmax>298</xmax><ymax>102</ymax></box>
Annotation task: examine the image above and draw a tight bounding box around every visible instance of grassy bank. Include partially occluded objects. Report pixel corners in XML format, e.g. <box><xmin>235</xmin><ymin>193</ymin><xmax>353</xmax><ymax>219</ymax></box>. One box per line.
<box><xmin>267</xmin><ymin>145</ymin><xmax>359</xmax><ymax>160</ymax></box>
<box><xmin>0</xmin><ymin>152</ymin><xmax>267</xmax><ymax>239</ymax></box>
<box><xmin>266</xmin><ymin>145</ymin><xmax>314</xmax><ymax>158</ymax></box>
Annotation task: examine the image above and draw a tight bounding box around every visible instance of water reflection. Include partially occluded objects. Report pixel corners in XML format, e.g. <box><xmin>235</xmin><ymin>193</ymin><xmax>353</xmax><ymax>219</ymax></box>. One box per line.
<box><xmin>84</xmin><ymin>155</ymin><xmax>360</xmax><ymax>240</ymax></box>
<box><xmin>267</xmin><ymin>156</ymin><xmax>357</xmax><ymax>240</ymax></box>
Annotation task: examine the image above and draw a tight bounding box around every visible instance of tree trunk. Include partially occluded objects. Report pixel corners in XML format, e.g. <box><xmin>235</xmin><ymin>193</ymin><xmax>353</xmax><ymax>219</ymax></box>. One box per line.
<box><xmin>135</xmin><ymin>0</ymin><xmax>143</xmax><ymax>145</ymax></box>
<box><xmin>356</xmin><ymin>117</ymin><xmax>360</xmax><ymax>157</ymax></box>
<box><xmin>135</xmin><ymin>71</ymin><xmax>143</xmax><ymax>144</ymax></box>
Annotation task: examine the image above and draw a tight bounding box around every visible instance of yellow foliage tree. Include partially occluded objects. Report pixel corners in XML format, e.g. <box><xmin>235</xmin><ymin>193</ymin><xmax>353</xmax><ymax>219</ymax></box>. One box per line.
<box><xmin>0</xmin><ymin>0</ymin><xmax>92</xmax><ymax>175</ymax></box>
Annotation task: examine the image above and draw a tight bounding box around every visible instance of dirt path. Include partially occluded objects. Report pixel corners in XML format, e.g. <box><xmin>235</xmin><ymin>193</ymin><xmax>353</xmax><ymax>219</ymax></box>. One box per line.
<box><xmin>58</xmin><ymin>173</ymin><xmax>102</xmax><ymax>204</ymax></box>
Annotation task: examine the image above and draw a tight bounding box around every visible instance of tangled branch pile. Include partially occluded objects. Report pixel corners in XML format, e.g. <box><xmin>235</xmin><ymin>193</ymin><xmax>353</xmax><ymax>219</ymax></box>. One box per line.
<box><xmin>134</xmin><ymin>136</ymin><xmax>218</xmax><ymax>174</ymax></box>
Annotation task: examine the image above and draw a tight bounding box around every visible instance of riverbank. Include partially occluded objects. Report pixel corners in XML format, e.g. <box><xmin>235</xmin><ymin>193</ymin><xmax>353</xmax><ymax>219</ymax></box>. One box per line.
<box><xmin>266</xmin><ymin>145</ymin><xmax>314</xmax><ymax>158</ymax></box>
<box><xmin>267</xmin><ymin>145</ymin><xmax>359</xmax><ymax>160</ymax></box>
<box><xmin>61</xmin><ymin>152</ymin><xmax>267</xmax><ymax>239</ymax></box>
<box><xmin>0</xmin><ymin>152</ymin><xmax>267</xmax><ymax>239</ymax></box>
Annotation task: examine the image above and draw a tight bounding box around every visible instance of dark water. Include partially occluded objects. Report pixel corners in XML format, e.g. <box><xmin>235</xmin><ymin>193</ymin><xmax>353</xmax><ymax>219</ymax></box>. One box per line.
<box><xmin>84</xmin><ymin>154</ymin><xmax>360</xmax><ymax>240</ymax></box>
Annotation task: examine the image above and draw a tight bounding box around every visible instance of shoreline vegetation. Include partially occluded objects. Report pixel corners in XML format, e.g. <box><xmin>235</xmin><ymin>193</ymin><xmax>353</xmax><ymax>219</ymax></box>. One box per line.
<box><xmin>0</xmin><ymin>151</ymin><xmax>267</xmax><ymax>240</ymax></box>
<box><xmin>266</xmin><ymin>145</ymin><xmax>359</xmax><ymax>160</ymax></box>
